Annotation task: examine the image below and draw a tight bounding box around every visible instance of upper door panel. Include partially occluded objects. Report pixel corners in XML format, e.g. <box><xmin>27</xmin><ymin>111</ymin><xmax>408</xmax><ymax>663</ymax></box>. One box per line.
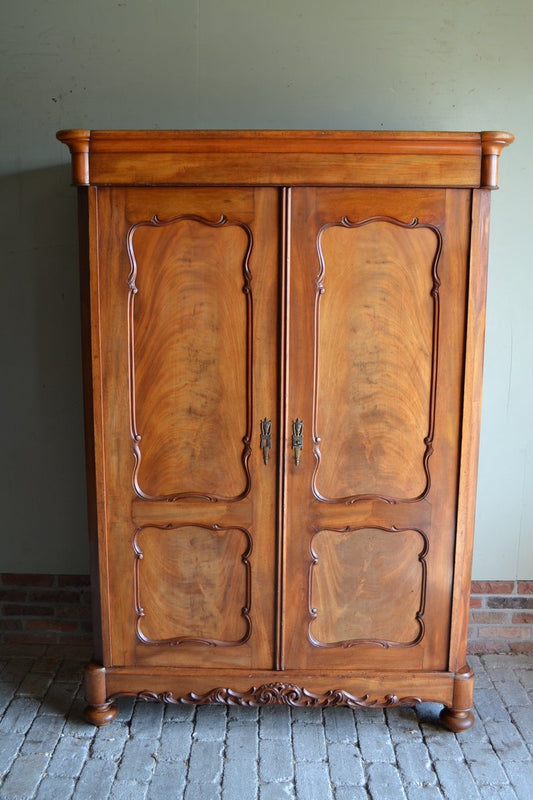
<box><xmin>129</xmin><ymin>211</ymin><xmax>252</xmax><ymax>501</ymax></box>
<box><xmin>314</xmin><ymin>216</ymin><xmax>440</xmax><ymax>503</ymax></box>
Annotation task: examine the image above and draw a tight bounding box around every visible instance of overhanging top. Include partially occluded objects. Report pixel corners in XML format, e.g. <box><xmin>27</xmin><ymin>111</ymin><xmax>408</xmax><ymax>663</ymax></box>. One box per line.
<box><xmin>56</xmin><ymin>129</ymin><xmax>514</xmax><ymax>189</ymax></box>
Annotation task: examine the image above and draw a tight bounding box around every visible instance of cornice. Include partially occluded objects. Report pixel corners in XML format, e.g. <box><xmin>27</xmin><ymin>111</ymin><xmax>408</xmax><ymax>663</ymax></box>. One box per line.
<box><xmin>56</xmin><ymin>129</ymin><xmax>514</xmax><ymax>188</ymax></box>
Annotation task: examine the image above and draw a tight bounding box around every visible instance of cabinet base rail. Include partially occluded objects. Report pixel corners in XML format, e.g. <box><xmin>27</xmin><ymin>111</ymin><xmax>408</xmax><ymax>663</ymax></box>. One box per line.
<box><xmin>83</xmin><ymin>661</ymin><xmax>474</xmax><ymax>732</ymax></box>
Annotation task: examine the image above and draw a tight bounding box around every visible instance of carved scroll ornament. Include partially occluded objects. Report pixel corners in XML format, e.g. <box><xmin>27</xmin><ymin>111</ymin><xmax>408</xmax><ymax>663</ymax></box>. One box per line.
<box><xmin>111</xmin><ymin>682</ymin><xmax>423</xmax><ymax>709</ymax></box>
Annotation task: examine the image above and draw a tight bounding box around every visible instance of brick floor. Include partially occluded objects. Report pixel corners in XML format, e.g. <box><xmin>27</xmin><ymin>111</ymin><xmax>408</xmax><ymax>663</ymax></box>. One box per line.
<box><xmin>0</xmin><ymin>645</ymin><xmax>532</xmax><ymax>799</ymax></box>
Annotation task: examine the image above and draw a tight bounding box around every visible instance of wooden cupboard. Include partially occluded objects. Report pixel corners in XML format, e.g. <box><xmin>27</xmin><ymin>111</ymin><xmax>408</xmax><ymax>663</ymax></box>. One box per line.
<box><xmin>57</xmin><ymin>130</ymin><xmax>513</xmax><ymax>730</ymax></box>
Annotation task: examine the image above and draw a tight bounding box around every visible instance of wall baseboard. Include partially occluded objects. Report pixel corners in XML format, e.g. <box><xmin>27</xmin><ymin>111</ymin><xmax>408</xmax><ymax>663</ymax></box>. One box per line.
<box><xmin>1</xmin><ymin>574</ymin><xmax>532</xmax><ymax>653</ymax></box>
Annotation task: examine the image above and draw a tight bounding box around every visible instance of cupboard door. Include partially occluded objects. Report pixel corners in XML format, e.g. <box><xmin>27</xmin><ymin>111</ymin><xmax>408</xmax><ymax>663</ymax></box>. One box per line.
<box><xmin>92</xmin><ymin>187</ymin><xmax>279</xmax><ymax>669</ymax></box>
<box><xmin>282</xmin><ymin>187</ymin><xmax>471</xmax><ymax>671</ymax></box>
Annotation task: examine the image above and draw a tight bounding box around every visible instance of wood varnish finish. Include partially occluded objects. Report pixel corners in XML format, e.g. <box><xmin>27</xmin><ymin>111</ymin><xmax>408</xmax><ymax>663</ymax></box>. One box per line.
<box><xmin>58</xmin><ymin>130</ymin><xmax>513</xmax><ymax>731</ymax></box>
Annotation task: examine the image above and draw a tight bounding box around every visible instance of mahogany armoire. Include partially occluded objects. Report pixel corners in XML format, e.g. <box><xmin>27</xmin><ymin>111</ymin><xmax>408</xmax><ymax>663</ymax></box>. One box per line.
<box><xmin>58</xmin><ymin>129</ymin><xmax>513</xmax><ymax>731</ymax></box>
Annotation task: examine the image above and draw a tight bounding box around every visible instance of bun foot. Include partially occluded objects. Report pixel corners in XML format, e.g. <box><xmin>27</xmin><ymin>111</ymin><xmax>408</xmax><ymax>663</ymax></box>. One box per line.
<box><xmin>83</xmin><ymin>702</ymin><xmax>118</xmax><ymax>727</ymax></box>
<box><xmin>439</xmin><ymin>706</ymin><xmax>475</xmax><ymax>732</ymax></box>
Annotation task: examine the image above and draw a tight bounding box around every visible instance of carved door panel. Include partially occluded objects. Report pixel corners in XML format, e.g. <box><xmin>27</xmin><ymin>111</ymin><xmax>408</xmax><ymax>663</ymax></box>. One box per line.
<box><xmin>94</xmin><ymin>187</ymin><xmax>279</xmax><ymax>669</ymax></box>
<box><xmin>282</xmin><ymin>187</ymin><xmax>471</xmax><ymax>671</ymax></box>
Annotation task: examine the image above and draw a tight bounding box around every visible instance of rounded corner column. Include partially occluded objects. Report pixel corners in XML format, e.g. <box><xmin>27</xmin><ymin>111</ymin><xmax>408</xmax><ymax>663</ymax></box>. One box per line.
<box><xmin>440</xmin><ymin>663</ymin><xmax>475</xmax><ymax>732</ymax></box>
<box><xmin>83</xmin><ymin>661</ymin><xmax>118</xmax><ymax>727</ymax></box>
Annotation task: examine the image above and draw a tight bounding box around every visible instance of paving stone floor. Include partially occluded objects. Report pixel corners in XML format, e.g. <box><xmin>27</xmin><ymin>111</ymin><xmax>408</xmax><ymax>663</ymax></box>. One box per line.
<box><xmin>0</xmin><ymin>645</ymin><xmax>532</xmax><ymax>799</ymax></box>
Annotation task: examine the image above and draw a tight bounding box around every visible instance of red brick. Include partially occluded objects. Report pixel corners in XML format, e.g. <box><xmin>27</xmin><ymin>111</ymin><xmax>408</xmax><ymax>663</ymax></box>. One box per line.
<box><xmin>3</xmin><ymin>632</ymin><xmax>58</xmax><ymax>645</ymax></box>
<box><xmin>467</xmin><ymin>640</ymin><xmax>510</xmax><ymax>654</ymax></box>
<box><xmin>80</xmin><ymin>590</ymin><xmax>92</xmax><ymax>605</ymax></box>
<box><xmin>57</xmin><ymin>633</ymin><xmax>92</xmax><ymax>645</ymax></box>
<box><xmin>509</xmin><ymin>642</ymin><xmax>533</xmax><ymax>654</ymax></box>
<box><xmin>57</xmin><ymin>575</ymin><xmax>90</xmax><ymax>587</ymax></box>
<box><xmin>471</xmin><ymin>611</ymin><xmax>508</xmax><ymax>624</ymax></box>
<box><xmin>55</xmin><ymin>604</ymin><xmax>91</xmax><ymax>620</ymax></box>
<box><xmin>477</xmin><ymin>626</ymin><xmax>531</xmax><ymax>640</ymax></box>
<box><xmin>1</xmin><ymin>574</ymin><xmax>55</xmax><ymax>587</ymax></box>
<box><xmin>511</xmin><ymin>612</ymin><xmax>533</xmax><ymax>624</ymax></box>
<box><xmin>2</xmin><ymin>604</ymin><xmax>54</xmax><ymax>617</ymax></box>
<box><xmin>27</xmin><ymin>591</ymin><xmax>80</xmax><ymax>604</ymax></box>
<box><xmin>0</xmin><ymin>619</ymin><xmax>23</xmax><ymax>631</ymax></box>
<box><xmin>0</xmin><ymin>590</ymin><xmax>27</xmax><ymax>602</ymax></box>
<box><xmin>26</xmin><ymin>619</ymin><xmax>78</xmax><ymax>633</ymax></box>
<box><xmin>471</xmin><ymin>581</ymin><xmax>515</xmax><ymax>594</ymax></box>
<box><xmin>469</xmin><ymin>597</ymin><xmax>482</xmax><ymax>609</ymax></box>
<box><xmin>488</xmin><ymin>597</ymin><xmax>533</xmax><ymax>609</ymax></box>
<box><xmin>517</xmin><ymin>581</ymin><xmax>533</xmax><ymax>595</ymax></box>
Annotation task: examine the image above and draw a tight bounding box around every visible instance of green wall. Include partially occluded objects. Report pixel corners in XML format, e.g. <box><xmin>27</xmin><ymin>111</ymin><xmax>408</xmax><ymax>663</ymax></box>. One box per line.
<box><xmin>1</xmin><ymin>0</ymin><xmax>531</xmax><ymax>578</ymax></box>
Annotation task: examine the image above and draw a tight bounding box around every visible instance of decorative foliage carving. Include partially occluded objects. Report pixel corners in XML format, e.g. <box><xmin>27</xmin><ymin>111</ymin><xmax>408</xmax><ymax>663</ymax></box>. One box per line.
<box><xmin>133</xmin><ymin>523</ymin><xmax>252</xmax><ymax>647</ymax></box>
<box><xmin>308</xmin><ymin>525</ymin><xmax>428</xmax><ymax>649</ymax></box>
<box><xmin>127</xmin><ymin>213</ymin><xmax>253</xmax><ymax>502</ymax></box>
<box><xmin>312</xmin><ymin>215</ymin><xmax>442</xmax><ymax>505</ymax></box>
<box><xmin>112</xmin><ymin>682</ymin><xmax>423</xmax><ymax>709</ymax></box>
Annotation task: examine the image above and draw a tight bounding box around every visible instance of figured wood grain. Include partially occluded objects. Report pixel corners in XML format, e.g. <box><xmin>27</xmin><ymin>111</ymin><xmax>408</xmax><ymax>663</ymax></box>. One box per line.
<box><xmin>89</xmin><ymin>186</ymin><xmax>279</xmax><ymax>671</ymax></box>
<box><xmin>314</xmin><ymin>217</ymin><xmax>440</xmax><ymax>502</ymax></box>
<box><xmin>134</xmin><ymin>524</ymin><xmax>251</xmax><ymax>645</ymax></box>
<box><xmin>283</xmin><ymin>187</ymin><xmax>470</xmax><ymax>673</ymax></box>
<box><xmin>309</xmin><ymin>527</ymin><xmax>426</xmax><ymax>647</ymax></box>
<box><xmin>58</xmin><ymin>130</ymin><xmax>512</xmax><ymax>728</ymax></box>
<box><xmin>128</xmin><ymin>214</ymin><xmax>251</xmax><ymax>500</ymax></box>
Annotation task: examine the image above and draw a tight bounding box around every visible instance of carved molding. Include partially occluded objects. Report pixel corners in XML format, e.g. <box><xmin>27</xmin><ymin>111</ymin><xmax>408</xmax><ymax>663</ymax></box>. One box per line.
<box><xmin>307</xmin><ymin>525</ymin><xmax>428</xmax><ymax>649</ymax></box>
<box><xmin>133</xmin><ymin>523</ymin><xmax>252</xmax><ymax>647</ymax></box>
<box><xmin>312</xmin><ymin>215</ymin><xmax>442</xmax><ymax>505</ymax></box>
<box><xmin>110</xmin><ymin>682</ymin><xmax>423</xmax><ymax>709</ymax></box>
<box><xmin>127</xmin><ymin>213</ymin><xmax>253</xmax><ymax>502</ymax></box>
